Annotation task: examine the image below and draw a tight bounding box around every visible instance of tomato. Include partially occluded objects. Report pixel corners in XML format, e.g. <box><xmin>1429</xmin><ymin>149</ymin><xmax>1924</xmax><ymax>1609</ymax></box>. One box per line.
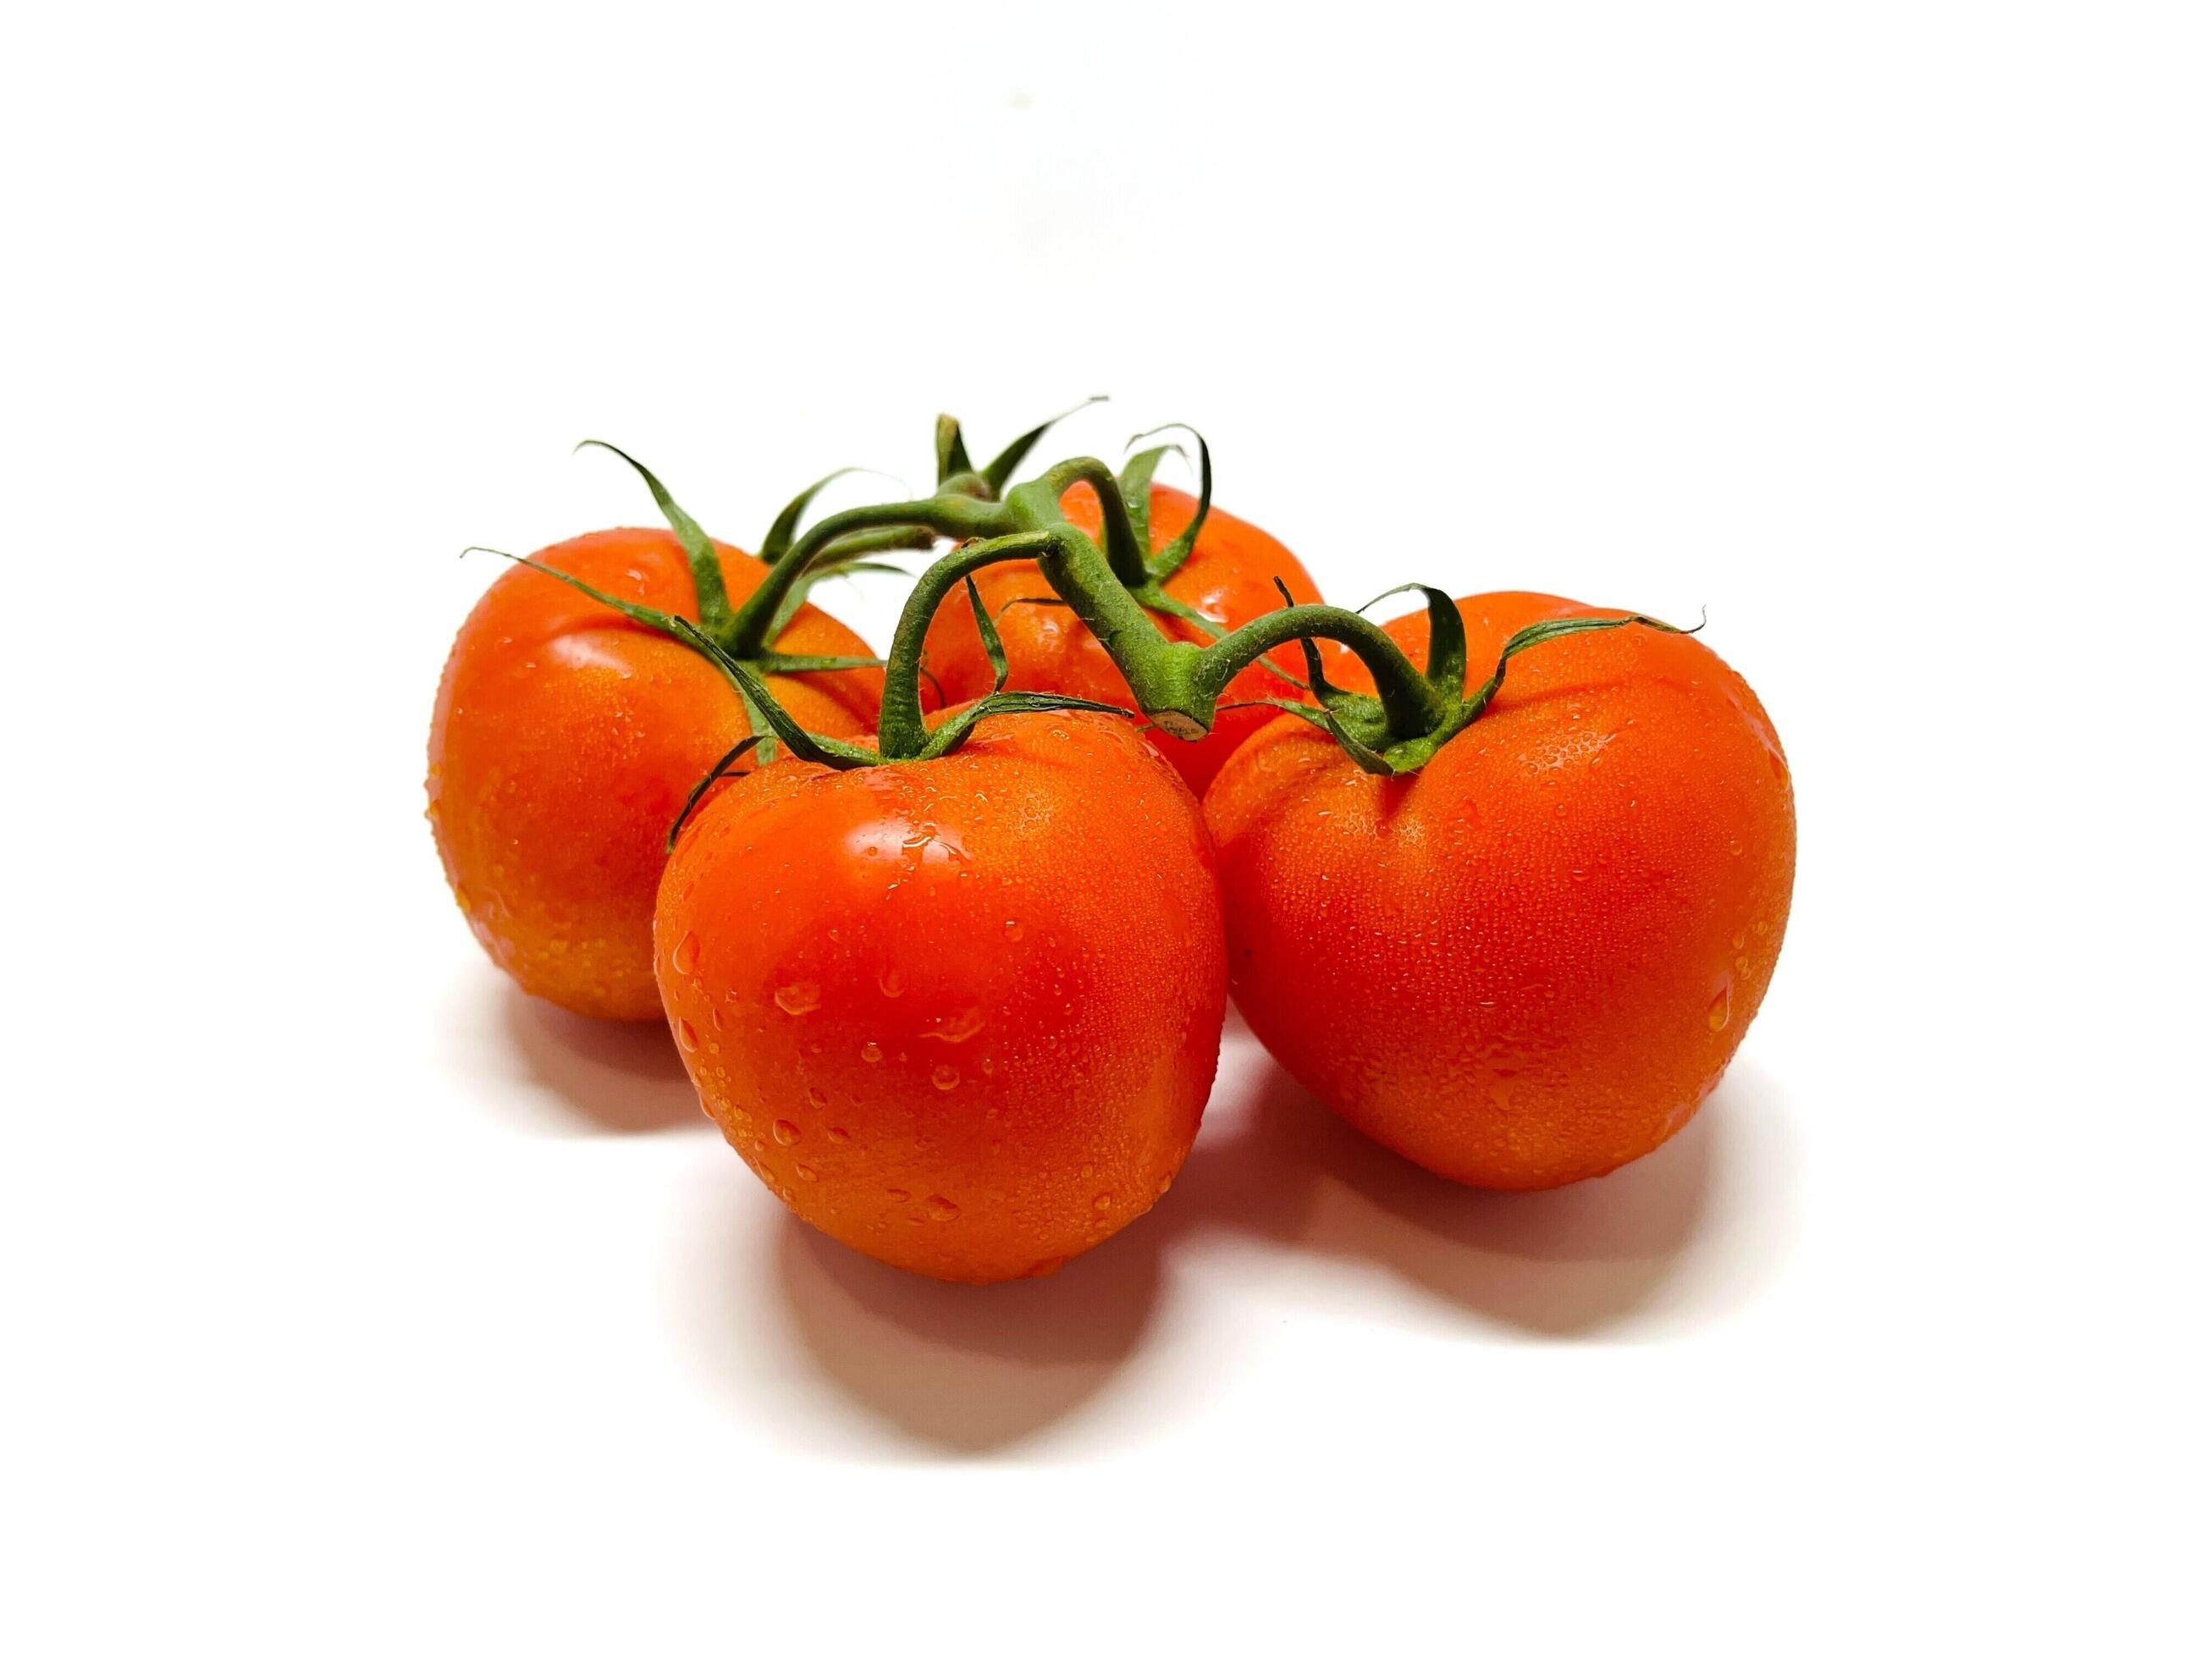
<box><xmin>1204</xmin><ymin>592</ymin><xmax>1796</xmax><ymax>1190</ymax></box>
<box><xmin>919</xmin><ymin>483</ymin><xmax>1322</xmax><ymax>793</ymax></box>
<box><xmin>428</xmin><ymin>527</ymin><xmax>880</xmax><ymax>1022</ymax></box>
<box><xmin>656</xmin><ymin>710</ymin><xmax>1225</xmax><ymax>1283</ymax></box>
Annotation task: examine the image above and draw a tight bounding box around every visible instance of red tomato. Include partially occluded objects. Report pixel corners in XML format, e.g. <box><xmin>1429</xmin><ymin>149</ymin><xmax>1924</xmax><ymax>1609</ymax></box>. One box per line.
<box><xmin>428</xmin><ymin>528</ymin><xmax>880</xmax><ymax>1021</ymax></box>
<box><xmin>919</xmin><ymin>483</ymin><xmax>1322</xmax><ymax>793</ymax></box>
<box><xmin>1204</xmin><ymin>592</ymin><xmax>1796</xmax><ymax>1189</ymax></box>
<box><xmin>656</xmin><ymin>710</ymin><xmax>1226</xmax><ymax>1283</ymax></box>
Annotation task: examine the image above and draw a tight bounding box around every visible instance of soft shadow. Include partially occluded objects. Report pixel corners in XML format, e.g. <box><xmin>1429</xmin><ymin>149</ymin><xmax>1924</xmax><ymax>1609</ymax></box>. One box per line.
<box><xmin>1168</xmin><ymin>1057</ymin><xmax>1737</xmax><ymax>1337</ymax></box>
<box><xmin>772</xmin><ymin>1209</ymin><xmax>1167</xmax><ymax>1456</ymax></box>
<box><xmin>745</xmin><ymin>1024</ymin><xmax>1777</xmax><ymax>1452</ymax></box>
<box><xmin>500</xmin><ymin>987</ymin><xmax>705</xmax><ymax>1133</ymax></box>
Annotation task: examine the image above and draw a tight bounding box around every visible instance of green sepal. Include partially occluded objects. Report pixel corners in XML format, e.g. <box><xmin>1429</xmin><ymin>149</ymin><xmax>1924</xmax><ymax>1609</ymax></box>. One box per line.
<box><xmin>753</xmin><ymin>652</ymin><xmax>887</xmax><ymax>675</ymax></box>
<box><xmin>1358</xmin><ymin>583</ymin><xmax>1467</xmax><ymax>703</ymax></box>
<box><xmin>982</xmin><ymin>396</ymin><xmax>1106</xmax><ymax>495</ymax></box>
<box><xmin>965</xmin><ymin>576</ymin><xmax>1010</xmax><ymax>690</ymax></box>
<box><xmin>1128</xmin><ymin>424</ymin><xmax>1212</xmax><ymax>583</ymax></box>
<box><xmin>1116</xmin><ymin>444</ymin><xmax>1180</xmax><ymax>552</ymax></box>
<box><xmin>935</xmin><ymin>416</ymin><xmax>974</xmax><ymax>488</ymax></box>
<box><xmin>763</xmin><ymin>468</ymin><xmax>884</xmax><ymax>565</ymax></box>
<box><xmin>575</xmin><ymin>439</ymin><xmax>733</xmax><ymax>634</ymax></box>
<box><xmin>1271</xmin><ymin>577</ymin><xmax>1384</xmax><ymax>732</ymax></box>
<box><xmin>1460</xmin><ymin>612</ymin><xmax>1690</xmax><ymax>724</ymax></box>
<box><xmin>913</xmin><ymin>690</ymin><xmax>1132</xmax><ymax>762</ymax></box>
<box><xmin>461</xmin><ymin>547</ymin><xmax>692</xmax><ymax>644</ymax></box>
<box><xmin>669</xmin><ymin>617</ymin><xmax>880</xmax><ymax>771</ymax></box>
<box><xmin>666</xmin><ymin>735</ymin><xmax>765</xmax><ymax>850</ymax></box>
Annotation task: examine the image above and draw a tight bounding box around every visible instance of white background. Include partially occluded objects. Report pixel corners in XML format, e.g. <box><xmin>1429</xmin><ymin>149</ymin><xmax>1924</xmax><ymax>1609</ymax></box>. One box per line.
<box><xmin>5</xmin><ymin>3</ymin><xmax>2207</xmax><ymax>1652</ymax></box>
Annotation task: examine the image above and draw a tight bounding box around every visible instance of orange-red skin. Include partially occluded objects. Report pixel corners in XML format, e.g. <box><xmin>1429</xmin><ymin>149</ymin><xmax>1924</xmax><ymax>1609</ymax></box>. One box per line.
<box><xmin>656</xmin><ymin>711</ymin><xmax>1226</xmax><ymax>1284</ymax></box>
<box><xmin>428</xmin><ymin>527</ymin><xmax>881</xmax><ymax>1022</ymax></box>
<box><xmin>920</xmin><ymin>482</ymin><xmax>1322</xmax><ymax>794</ymax></box>
<box><xmin>1204</xmin><ymin>592</ymin><xmax>1796</xmax><ymax>1191</ymax></box>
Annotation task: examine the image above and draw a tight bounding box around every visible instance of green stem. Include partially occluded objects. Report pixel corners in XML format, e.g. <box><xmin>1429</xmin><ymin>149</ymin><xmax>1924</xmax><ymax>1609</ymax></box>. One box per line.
<box><xmin>1189</xmin><ymin>604</ymin><xmax>1448</xmax><ymax>741</ymax></box>
<box><xmin>723</xmin><ymin>493</ymin><xmax>1007</xmax><ymax>658</ymax></box>
<box><xmin>1026</xmin><ymin>458</ymin><xmax>1149</xmax><ymax>587</ymax></box>
<box><xmin>875</xmin><ymin>532</ymin><xmax>1066</xmax><ymax>758</ymax></box>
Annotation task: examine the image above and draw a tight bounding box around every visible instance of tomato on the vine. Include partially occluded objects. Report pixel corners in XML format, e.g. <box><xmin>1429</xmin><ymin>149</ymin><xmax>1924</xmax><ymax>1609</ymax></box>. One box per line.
<box><xmin>1205</xmin><ymin>592</ymin><xmax>1796</xmax><ymax>1190</ymax></box>
<box><xmin>656</xmin><ymin>709</ymin><xmax>1225</xmax><ymax>1283</ymax></box>
<box><xmin>428</xmin><ymin>527</ymin><xmax>880</xmax><ymax>1021</ymax></box>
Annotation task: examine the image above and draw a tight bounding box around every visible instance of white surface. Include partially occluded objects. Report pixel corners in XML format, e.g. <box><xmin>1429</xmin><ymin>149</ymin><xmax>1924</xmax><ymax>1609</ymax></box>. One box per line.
<box><xmin>5</xmin><ymin>3</ymin><xmax>2208</xmax><ymax>1651</ymax></box>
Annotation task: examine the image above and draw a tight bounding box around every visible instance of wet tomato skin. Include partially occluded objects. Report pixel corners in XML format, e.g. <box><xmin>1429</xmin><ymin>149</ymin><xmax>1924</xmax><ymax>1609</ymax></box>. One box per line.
<box><xmin>656</xmin><ymin>710</ymin><xmax>1226</xmax><ymax>1283</ymax></box>
<box><xmin>920</xmin><ymin>483</ymin><xmax>1323</xmax><ymax>794</ymax></box>
<box><xmin>1204</xmin><ymin>592</ymin><xmax>1796</xmax><ymax>1190</ymax></box>
<box><xmin>428</xmin><ymin>527</ymin><xmax>880</xmax><ymax>1022</ymax></box>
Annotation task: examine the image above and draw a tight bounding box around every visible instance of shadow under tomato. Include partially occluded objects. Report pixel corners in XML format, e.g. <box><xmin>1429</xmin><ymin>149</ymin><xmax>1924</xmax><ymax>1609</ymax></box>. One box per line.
<box><xmin>500</xmin><ymin>986</ymin><xmax>706</xmax><ymax>1134</ymax></box>
<box><xmin>771</xmin><ymin>1208</ymin><xmax>1168</xmax><ymax>1458</ymax></box>
<box><xmin>752</xmin><ymin>1027</ymin><xmax>1781</xmax><ymax>1453</ymax></box>
<box><xmin>1170</xmin><ymin>1057</ymin><xmax>1735</xmax><ymax>1337</ymax></box>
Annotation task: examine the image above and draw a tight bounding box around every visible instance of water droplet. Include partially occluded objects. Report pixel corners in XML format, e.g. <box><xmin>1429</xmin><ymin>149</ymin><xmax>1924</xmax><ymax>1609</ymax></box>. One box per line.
<box><xmin>1092</xmin><ymin>1193</ymin><xmax>1112</xmax><ymax>1212</ymax></box>
<box><xmin>795</xmin><ymin>1163</ymin><xmax>819</xmax><ymax>1182</ymax></box>
<box><xmin>1003</xmin><ymin>919</ymin><xmax>1025</xmax><ymax>941</ymax></box>
<box><xmin>877</xmin><ymin>966</ymin><xmax>904</xmax><ymax>998</ymax></box>
<box><xmin>1079</xmin><ymin>1164</ymin><xmax>1095</xmax><ymax>1179</ymax></box>
<box><xmin>931</xmin><ymin>1064</ymin><xmax>960</xmax><ymax>1091</ymax></box>
<box><xmin>1028</xmin><ymin>1255</ymin><xmax>1067</xmax><ymax>1278</ymax></box>
<box><xmin>674</xmin><ymin>1018</ymin><xmax>700</xmax><ymax>1052</ymax></box>
<box><xmin>1156</xmin><ymin>1175</ymin><xmax>1172</xmax><ymax>1198</ymax></box>
<box><xmin>774</xmin><ymin>980</ymin><xmax>821</xmax><ymax>1016</ymax></box>
<box><xmin>1732</xmin><ymin>930</ymin><xmax>1747</xmax><ymax>951</ymax></box>
<box><xmin>807</xmin><ymin>1085</ymin><xmax>827</xmax><ymax>1106</ymax></box>
<box><xmin>1707</xmin><ymin>986</ymin><xmax>1733</xmax><ymax>1032</ymax></box>
<box><xmin>979</xmin><ymin>1056</ymin><xmax>995</xmax><ymax>1076</ymax></box>
<box><xmin>860</xmin><ymin>1041</ymin><xmax>883</xmax><ymax>1064</ymax></box>
<box><xmin>885</xmin><ymin>1188</ymin><xmax>909</xmax><ymax>1203</ymax></box>
<box><xmin>927</xmin><ymin>1006</ymin><xmax>985</xmax><ymax>1044</ymax></box>
<box><xmin>772</xmin><ymin>1118</ymin><xmax>801</xmax><ymax>1145</ymax></box>
<box><xmin>1729</xmin><ymin>838</ymin><xmax>1745</xmax><ymax>857</ymax></box>
<box><xmin>826</xmin><ymin>1126</ymin><xmax>850</xmax><ymax>1144</ymax></box>
<box><xmin>1735</xmin><ymin>955</ymin><xmax>1752</xmax><ymax>975</ymax></box>
<box><xmin>670</xmin><ymin>930</ymin><xmax>701</xmax><ymax>975</ymax></box>
<box><xmin>924</xmin><ymin>1194</ymin><xmax>960</xmax><ymax>1221</ymax></box>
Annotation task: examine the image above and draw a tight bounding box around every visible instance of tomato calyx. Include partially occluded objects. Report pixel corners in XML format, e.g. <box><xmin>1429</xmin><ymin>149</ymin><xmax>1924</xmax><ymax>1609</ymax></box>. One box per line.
<box><xmin>1241</xmin><ymin>587</ymin><xmax>1703</xmax><ymax>775</ymax></box>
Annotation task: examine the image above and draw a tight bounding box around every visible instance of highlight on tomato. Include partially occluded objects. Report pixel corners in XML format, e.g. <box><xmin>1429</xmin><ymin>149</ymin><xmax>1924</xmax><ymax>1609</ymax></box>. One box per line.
<box><xmin>1203</xmin><ymin>589</ymin><xmax>1796</xmax><ymax>1190</ymax></box>
<box><xmin>428</xmin><ymin>446</ymin><xmax>895</xmax><ymax>1021</ymax></box>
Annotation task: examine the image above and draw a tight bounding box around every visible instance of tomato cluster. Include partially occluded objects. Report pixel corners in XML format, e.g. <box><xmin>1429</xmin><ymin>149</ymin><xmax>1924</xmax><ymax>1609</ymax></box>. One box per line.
<box><xmin>430</xmin><ymin>417</ymin><xmax>1796</xmax><ymax>1284</ymax></box>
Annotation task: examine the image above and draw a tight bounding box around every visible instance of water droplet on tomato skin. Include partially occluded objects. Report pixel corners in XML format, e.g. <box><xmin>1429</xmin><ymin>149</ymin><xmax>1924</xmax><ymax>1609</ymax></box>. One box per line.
<box><xmin>675</xmin><ymin>1019</ymin><xmax>701</xmax><ymax>1052</ymax></box>
<box><xmin>860</xmin><ymin>1041</ymin><xmax>884</xmax><ymax>1064</ymax></box>
<box><xmin>927</xmin><ymin>1006</ymin><xmax>985</xmax><ymax>1044</ymax></box>
<box><xmin>1092</xmin><ymin>1193</ymin><xmax>1113</xmax><ymax>1213</ymax></box>
<box><xmin>773</xmin><ymin>980</ymin><xmax>820</xmax><ymax>1015</ymax></box>
<box><xmin>670</xmin><ymin>930</ymin><xmax>701</xmax><ymax>975</ymax></box>
<box><xmin>924</xmin><ymin>1194</ymin><xmax>961</xmax><ymax>1221</ymax></box>
<box><xmin>886</xmin><ymin>1188</ymin><xmax>910</xmax><ymax>1203</ymax></box>
<box><xmin>807</xmin><ymin>1085</ymin><xmax>827</xmax><ymax>1107</ymax></box>
<box><xmin>826</xmin><ymin>1127</ymin><xmax>850</xmax><ymax>1144</ymax></box>
<box><xmin>1003</xmin><ymin>919</ymin><xmax>1025</xmax><ymax>942</ymax></box>
<box><xmin>878</xmin><ymin>967</ymin><xmax>904</xmax><ymax>998</ymax></box>
<box><xmin>931</xmin><ymin>1065</ymin><xmax>960</xmax><ymax>1092</ymax></box>
<box><xmin>772</xmin><ymin>1119</ymin><xmax>802</xmax><ymax>1145</ymax></box>
<box><xmin>1707</xmin><ymin>986</ymin><xmax>1733</xmax><ymax>1032</ymax></box>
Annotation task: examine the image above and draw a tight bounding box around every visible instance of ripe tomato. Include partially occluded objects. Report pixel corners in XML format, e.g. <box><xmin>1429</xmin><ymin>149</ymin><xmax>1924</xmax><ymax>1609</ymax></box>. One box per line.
<box><xmin>428</xmin><ymin>527</ymin><xmax>880</xmax><ymax>1022</ymax></box>
<box><xmin>656</xmin><ymin>710</ymin><xmax>1225</xmax><ymax>1283</ymax></box>
<box><xmin>1204</xmin><ymin>592</ymin><xmax>1796</xmax><ymax>1190</ymax></box>
<box><xmin>919</xmin><ymin>483</ymin><xmax>1322</xmax><ymax>793</ymax></box>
